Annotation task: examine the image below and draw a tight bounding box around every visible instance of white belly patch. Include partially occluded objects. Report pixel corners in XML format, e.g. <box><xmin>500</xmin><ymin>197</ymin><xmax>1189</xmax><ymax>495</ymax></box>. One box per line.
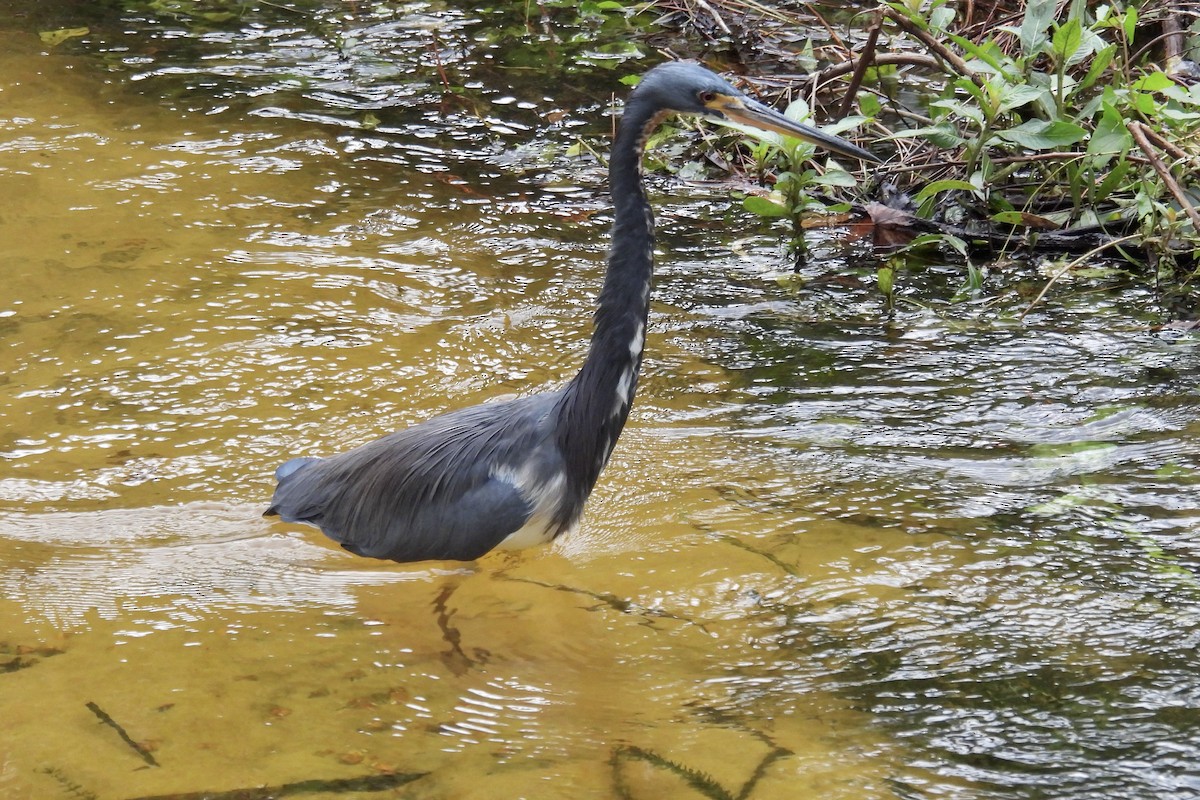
<box><xmin>491</xmin><ymin>460</ymin><xmax>567</xmax><ymax>550</ymax></box>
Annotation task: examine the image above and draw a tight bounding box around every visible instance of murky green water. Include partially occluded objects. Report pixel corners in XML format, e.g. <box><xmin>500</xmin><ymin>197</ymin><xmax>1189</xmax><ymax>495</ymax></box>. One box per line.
<box><xmin>2</xmin><ymin>3</ymin><xmax>1199</xmax><ymax>799</ymax></box>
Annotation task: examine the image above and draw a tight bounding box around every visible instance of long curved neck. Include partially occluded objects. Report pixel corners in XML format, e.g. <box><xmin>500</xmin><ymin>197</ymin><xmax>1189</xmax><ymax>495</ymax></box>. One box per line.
<box><xmin>553</xmin><ymin>95</ymin><xmax>663</xmax><ymax>500</ymax></box>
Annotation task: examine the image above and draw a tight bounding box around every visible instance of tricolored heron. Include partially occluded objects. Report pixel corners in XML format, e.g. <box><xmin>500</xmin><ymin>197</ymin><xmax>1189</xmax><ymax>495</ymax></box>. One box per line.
<box><xmin>266</xmin><ymin>61</ymin><xmax>878</xmax><ymax>563</ymax></box>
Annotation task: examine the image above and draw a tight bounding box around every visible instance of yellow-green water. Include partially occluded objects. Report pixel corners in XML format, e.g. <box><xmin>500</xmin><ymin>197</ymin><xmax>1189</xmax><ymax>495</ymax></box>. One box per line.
<box><xmin>3</xmin><ymin>8</ymin><xmax>1200</xmax><ymax>799</ymax></box>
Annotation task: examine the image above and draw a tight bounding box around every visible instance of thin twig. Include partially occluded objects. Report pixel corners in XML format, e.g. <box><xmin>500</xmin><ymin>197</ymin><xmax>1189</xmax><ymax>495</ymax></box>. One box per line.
<box><xmin>835</xmin><ymin>7</ymin><xmax>883</xmax><ymax>121</ymax></box>
<box><xmin>882</xmin><ymin>6</ymin><xmax>982</xmax><ymax>86</ymax></box>
<box><xmin>802</xmin><ymin>2</ymin><xmax>848</xmax><ymax>55</ymax></box>
<box><xmin>692</xmin><ymin>0</ymin><xmax>731</xmax><ymax>35</ymax></box>
<box><xmin>427</xmin><ymin>33</ymin><xmax>452</xmax><ymax>94</ymax></box>
<box><xmin>128</xmin><ymin>771</ymin><xmax>428</xmax><ymax>800</ymax></box>
<box><xmin>814</xmin><ymin>52</ymin><xmax>951</xmax><ymax>84</ymax></box>
<box><xmin>85</xmin><ymin>701</ymin><xmax>159</xmax><ymax>768</ymax></box>
<box><xmin>1020</xmin><ymin>234</ymin><xmax>1143</xmax><ymax>319</ymax></box>
<box><xmin>1137</xmin><ymin>122</ymin><xmax>1197</xmax><ymax>166</ymax></box>
<box><xmin>1130</xmin><ymin>121</ymin><xmax>1200</xmax><ymax>235</ymax></box>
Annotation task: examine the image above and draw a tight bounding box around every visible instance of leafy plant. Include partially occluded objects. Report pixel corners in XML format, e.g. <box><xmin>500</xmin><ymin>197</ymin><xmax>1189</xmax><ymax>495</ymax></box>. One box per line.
<box><xmin>879</xmin><ymin>0</ymin><xmax>1200</xmax><ymax>310</ymax></box>
<box><xmin>723</xmin><ymin>98</ymin><xmax>868</xmax><ymax>242</ymax></box>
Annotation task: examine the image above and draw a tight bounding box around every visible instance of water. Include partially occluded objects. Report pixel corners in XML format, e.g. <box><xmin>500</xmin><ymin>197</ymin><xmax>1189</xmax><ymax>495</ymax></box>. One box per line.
<box><xmin>2</xmin><ymin>3</ymin><xmax>1199</xmax><ymax>798</ymax></box>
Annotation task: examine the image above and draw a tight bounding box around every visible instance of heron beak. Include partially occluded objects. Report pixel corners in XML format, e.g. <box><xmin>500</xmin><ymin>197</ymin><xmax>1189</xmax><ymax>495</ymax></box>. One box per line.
<box><xmin>710</xmin><ymin>95</ymin><xmax>880</xmax><ymax>164</ymax></box>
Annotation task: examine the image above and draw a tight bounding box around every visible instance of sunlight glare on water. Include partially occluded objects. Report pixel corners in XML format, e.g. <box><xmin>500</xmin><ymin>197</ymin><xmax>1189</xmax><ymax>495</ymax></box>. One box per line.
<box><xmin>1</xmin><ymin>5</ymin><xmax>1200</xmax><ymax>799</ymax></box>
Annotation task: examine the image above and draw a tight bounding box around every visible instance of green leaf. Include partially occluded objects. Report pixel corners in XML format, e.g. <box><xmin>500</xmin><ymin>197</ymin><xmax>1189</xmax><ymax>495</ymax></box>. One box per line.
<box><xmin>914</xmin><ymin>179</ymin><xmax>979</xmax><ymax>204</ymax></box>
<box><xmin>1069</xmin><ymin>27</ymin><xmax>1105</xmax><ymax>67</ymax></box>
<box><xmin>1020</xmin><ymin>0</ymin><xmax>1057</xmax><ymax>58</ymax></box>
<box><xmin>994</xmin><ymin>118</ymin><xmax>1087</xmax><ymax>149</ymax></box>
<box><xmin>1079</xmin><ymin>44</ymin><xmax>1116</xmax><ymax>91</ymax></box>
<box><xmin>941</xmin><ymin>234</ymin><xmax>970</xmax><ymax>258</ymax></box>
<box><xmin>1051</xmin><ymin>19</ymin><xmax>1083</xmax><ymax>64</ymax></box>
<box><xmin>905</xmin><ymin>233</ymin><xmax>948</xmax><ymax>249</ymax></box>
<box><xmin>1160</xmin><ymin>107</ymin><xmax>1200</xmax><ymax>123</ymax></box>
<box><xmin>1132</xmin><ymin>71</ymin><xmax>1176</xmax><ymax>92</ymax></box>
<box><xmin>877</xmin><ymin>265</ymin><xmax>894</xmax><ymax>296</ymax></box>
<box><xmin>819</xmin><ymin>114</ymin><xmax>869</xmax><ymax>136</ymax></box>
<box><xmin>1087</xmin><ymin>102</ymin><xmax>1130</xmax><ymax>155</ymax></box>
<box><xmin>38</xmin><ymin>26</ymin><xmax>88</xmax><ymax>45</ymax></box>
<box><xmin>947</xmin><ymin>33</ymin><xmax>1013</xmax><ymax>78</ymax></box>
<box><xmin>811</xmin><ymin>169</ymin><xmax>858</xmax><ymax>188</ymax></box>
<box><xmin>784</xmin><ymin>98</ymin><xmax>811</xmax><ymax>122</ymax></box>
<box><xmin>1073</xmin><ymin>266</ymin><xmax>1129</xmax><ymax>279</ymax></box>
<box><xmin>1094</xmin><ymin>160</ymin><xmax>1131</xmax><ymax>202</ymax></box>
<box><xmin>997</xmin><ymin>84</ymin><xmax>1046</xmax><ymax>113</ymax></box>
<box><xmin>742</xmin><ymin>195</ymin><xmax>790</xmax><ymax>217</ymax></box>
<box><xmin>1125</xmin><ymin>90</ymin><xmax>1158</xmax><ymax>115</ymax></box>
<box><xmin>954</xmin><ymin>76</ymin><xmax>986</xmax><ymax>105</ymax></box>
<box><xmin>1123</xmin><ymin>7</ymin><xmax>1138</xmax><ymax>44</ymax></box>
<box><xmin>930</xmin><ymin>98</ymin><xmax>984</xmax><ymax>127</ymax></box>
<box><xmin>889</xmin><ymin>123</ymin><xmax>966</xmax><ymax>149</ymax></box>
<box><xmin>858</xmin><ymin>93</ymin><xmax>881</xmax><ymax>118</ymax></box>
<box><xmin>991</xmin><ymin>210</ymin><xmax>1027</xmax><ymax>225</ymax></box>
<box><xmin>1160</xmin><ymin>82</ymin><xmax>1200</xmax><ymax>107</ymax></box>
<box><xmin>930</xmin><ymin>6</ymin><xmax>955</xmax><ymax>31</ymax></box>
<box><xmin>1029</xmin><ymin>441</ymin><xmax>1117</xmax><ymax>458</ymax></box>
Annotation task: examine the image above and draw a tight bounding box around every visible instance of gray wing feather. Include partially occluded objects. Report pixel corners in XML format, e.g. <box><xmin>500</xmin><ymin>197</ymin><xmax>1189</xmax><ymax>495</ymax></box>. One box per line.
<box><xmin>266</xmin><ymin>392</ymin><xmax>563</xmax><ymax>562</ymax></box>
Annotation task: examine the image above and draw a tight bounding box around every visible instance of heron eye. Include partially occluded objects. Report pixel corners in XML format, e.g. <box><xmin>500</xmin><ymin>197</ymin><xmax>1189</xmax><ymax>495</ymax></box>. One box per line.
<box><xmin>698</xmin><ymin>90</ymin><xmax>717</xmax><ymax>105</ymax></box>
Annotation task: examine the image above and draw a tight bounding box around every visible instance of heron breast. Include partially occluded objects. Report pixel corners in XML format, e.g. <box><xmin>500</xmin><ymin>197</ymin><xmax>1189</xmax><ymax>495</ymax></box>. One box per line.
<box><xmin>490</xmin><ymin>459</ymin><xmax>568</xmax><ymax>550</ymax></box>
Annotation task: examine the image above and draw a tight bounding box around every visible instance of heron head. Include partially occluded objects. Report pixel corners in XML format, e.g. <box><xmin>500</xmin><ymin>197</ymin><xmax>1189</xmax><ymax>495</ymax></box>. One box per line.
<box><xmin>633</xmin><ymin>61</ymin><xmax>879</xmax><ymax>164</ymax></box>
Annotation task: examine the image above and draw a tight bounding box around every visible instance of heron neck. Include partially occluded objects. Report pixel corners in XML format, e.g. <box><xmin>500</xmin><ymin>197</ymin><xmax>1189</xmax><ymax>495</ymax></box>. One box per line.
<box><xmin>554</xmin><ymin>96</ymin><xmax>662</xmax><ymax>498</ymax></box>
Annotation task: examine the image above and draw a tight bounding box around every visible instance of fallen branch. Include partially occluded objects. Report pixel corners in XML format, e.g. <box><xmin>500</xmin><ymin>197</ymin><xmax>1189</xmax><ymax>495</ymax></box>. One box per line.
<box><xmin>127</xmin><ymin>770</ymin><xmax>427</xmax><ymax>800</ymax></box>
<box><xmin>835</xmin><ymin>7</ymin><xmax>884</xmax><ymax>121</ymax></box>
<box><xmin>863</xmin><ymin>200</ymin><xmax>1140</xmax><ymax>255</ymax></box>
<box><xmin>85</xmin><ymin>701</ymin><xmax>159</xmax><ymax>768</ymax></box>
<box><xmin>813</xmin><ymin>52</ymin><xmax>951</xmax><ymax>85</ymax></box>
<box><xmin>1130</xmin><ymin>121</ymin><xmax>1200</xmax><ymax>235</ymax></box>
<box><xmin>882</xmin><ymin>6</ymin><xmax>982</xmax><ymax>86</ymax></box>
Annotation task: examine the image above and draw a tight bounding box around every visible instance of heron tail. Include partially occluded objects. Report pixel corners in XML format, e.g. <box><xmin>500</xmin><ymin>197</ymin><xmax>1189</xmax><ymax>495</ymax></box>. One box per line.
<box><xmin>275</xmin><ymin>456</ymin><xmax>320</xmax><ymax>482</ymax></box>
<box><xmin>263</xmin><ymin>456</ymin><xmax>322</xmax><ymax>519</ymax></box>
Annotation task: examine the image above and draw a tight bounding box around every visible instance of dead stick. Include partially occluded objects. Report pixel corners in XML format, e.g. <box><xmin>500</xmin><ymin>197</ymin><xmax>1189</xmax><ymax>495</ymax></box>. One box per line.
<box><xmin>428</xmin><ymin>33</ymin><xmax>451</xmax><ymax>94</ymax></box>
<box><xmin>1163</xmin><ymin>2</ymin><xmax>1184</xmax><ymax>65</ymax></box>
<box><xmin>816</xmin><ymin>52</ymin><xmax>950</xmax><ymax>84</ymax></box>
<box><xmin>85</xmin><ymin>701</ymin><xmax>159</xmax><ymax>768</ymax></box>
<box><xmin>883</xmin><ymin>6</ymin><xmax>982</xmax><ymax>86</ymax></box>
<box><xmin>1138</xmin><ymin>122</ymin><xmax>1195</xmax><ymax>166</ymax></box>
<box><xmin>128</xmin><ymin>771</ymin><xmax>428</xmax><ymax>800</ymax></box>
<box><xmin>835</xmin><ymin>7</ymin><xmax>884</xmax><ymax>120</ymax></box>
<box><xmin>693</xmin><ymin>0</ymin><xmax>731</xmax><ymax>35</ymax></box>
<box><xmin>804</xmin><ymin>3</ymin><xmax>848</xmax><ymax>54</ymax></box>
<box><xmin>1129</xmin><ymin>121</ymin><xmax>1200</xmax><ymax>235</ymax></box>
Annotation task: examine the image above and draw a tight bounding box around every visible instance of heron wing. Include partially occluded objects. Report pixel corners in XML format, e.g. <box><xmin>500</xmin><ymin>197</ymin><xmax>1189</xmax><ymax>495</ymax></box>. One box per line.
<box><xmin>267</xmin><ymin>393</ymin><xmax>564</xmax><ymax>562</ymax></box>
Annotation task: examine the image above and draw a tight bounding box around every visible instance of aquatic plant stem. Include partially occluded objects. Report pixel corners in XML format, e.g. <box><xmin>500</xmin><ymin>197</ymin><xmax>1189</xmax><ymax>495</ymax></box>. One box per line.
<box><xmin>1019</xmin><ymin>234</ymin><xmax>1142</xmax><ymax>319</ymax></box>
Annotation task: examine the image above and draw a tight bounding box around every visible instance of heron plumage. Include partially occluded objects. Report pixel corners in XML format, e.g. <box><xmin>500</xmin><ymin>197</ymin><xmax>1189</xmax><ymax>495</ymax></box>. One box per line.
<box><xmin>268</xmin><ymin>393</ymin><xmax>565</xmax><ymax>561</ymax></box>
<box><xmin>265</xmin><ymin>62</ymin><xmax>877</xmax><ymax>563</ymax></box>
